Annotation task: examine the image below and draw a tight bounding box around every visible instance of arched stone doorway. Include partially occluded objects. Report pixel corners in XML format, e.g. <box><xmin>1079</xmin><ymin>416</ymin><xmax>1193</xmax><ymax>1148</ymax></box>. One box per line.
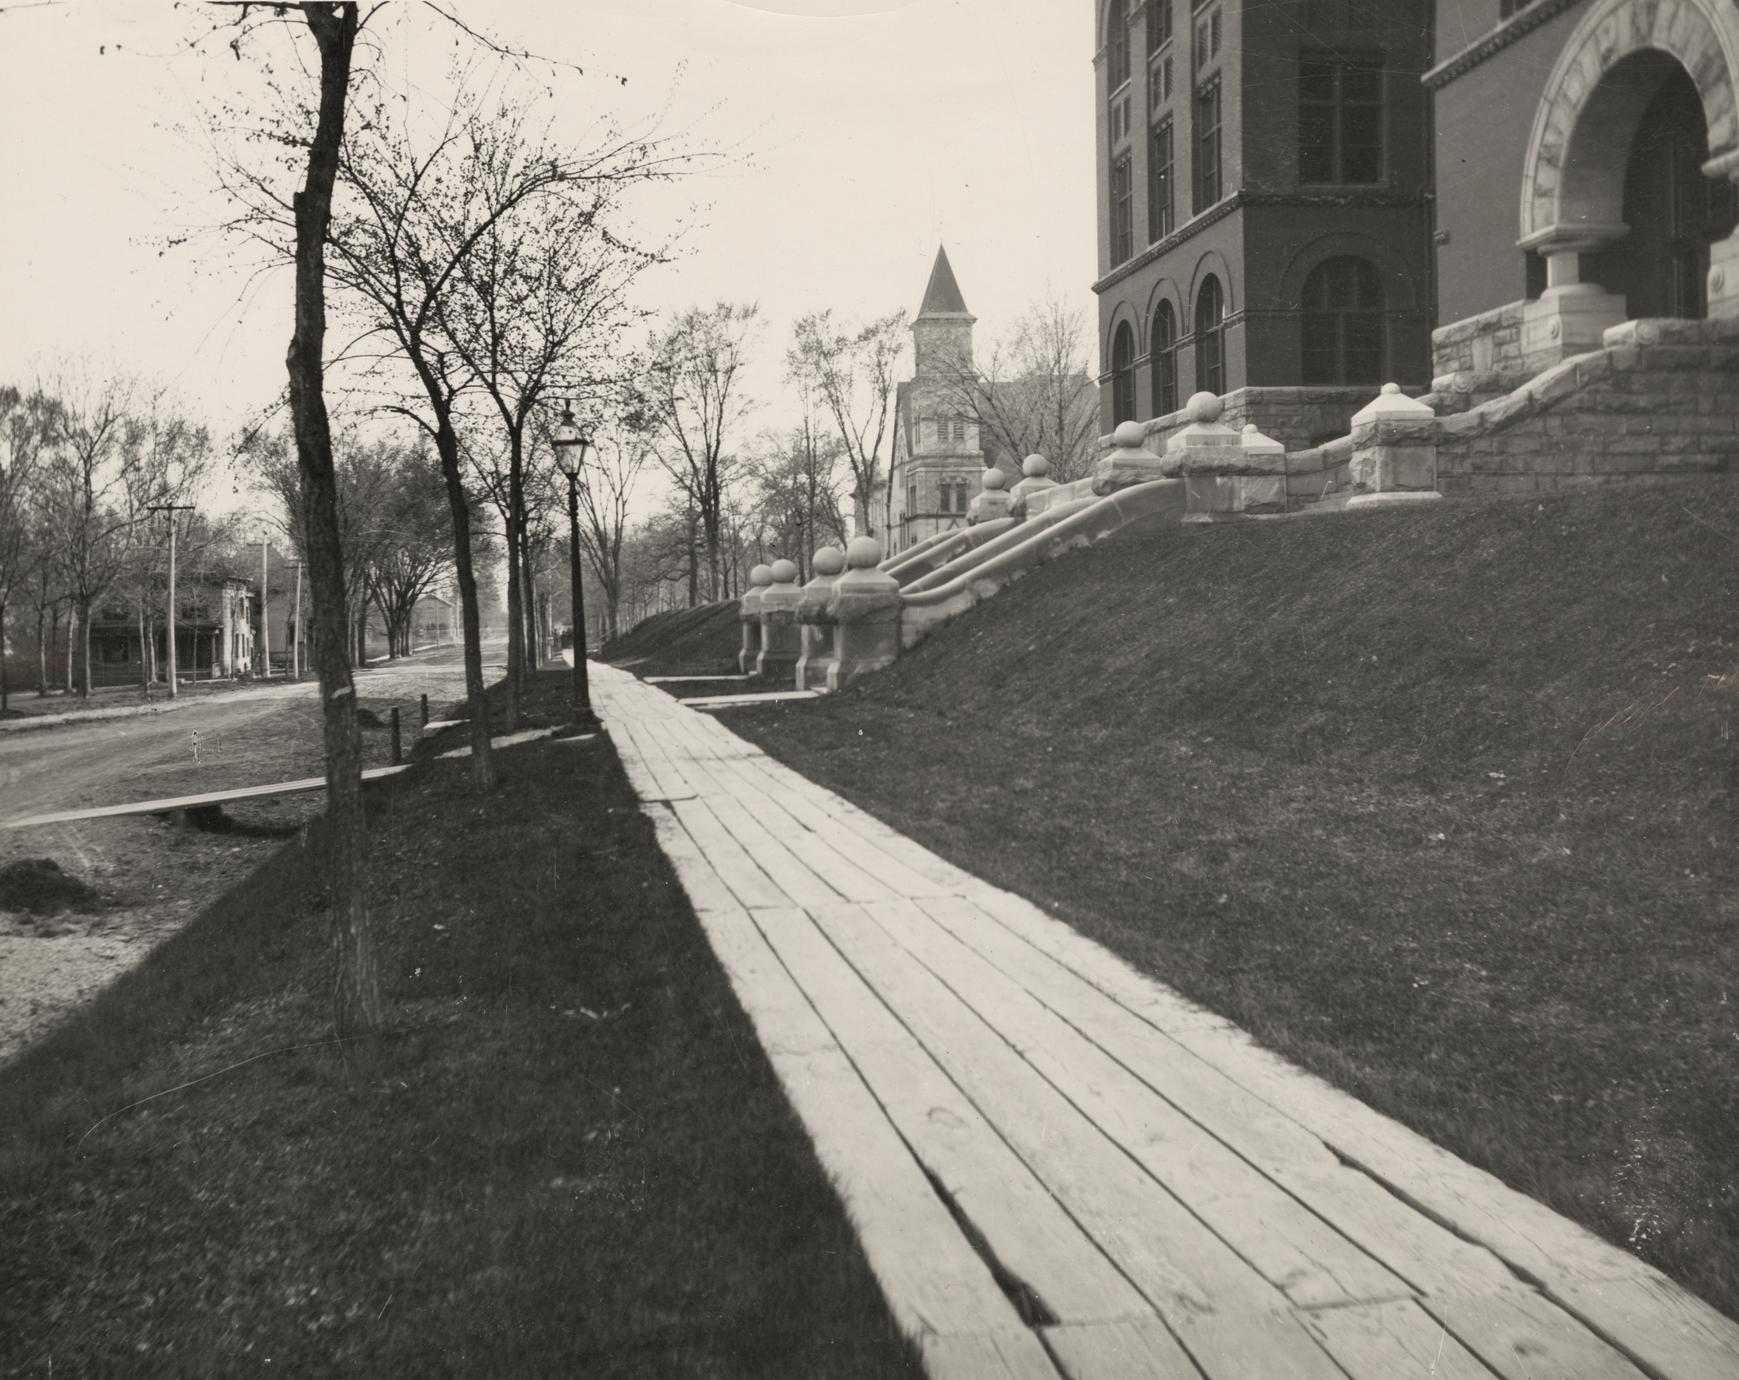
<box><xmin>1516</xmin><ymin>0</ymin><xmax>1739</xmax><ymax>363</ymax></box>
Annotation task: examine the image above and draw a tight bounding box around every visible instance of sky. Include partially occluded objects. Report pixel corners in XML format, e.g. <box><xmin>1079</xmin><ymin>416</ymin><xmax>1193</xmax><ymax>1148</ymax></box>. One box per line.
<box><xmin>0</xmin><ymin>0</ymin><xmax>1098</xmax><ymax>515</ymax></box>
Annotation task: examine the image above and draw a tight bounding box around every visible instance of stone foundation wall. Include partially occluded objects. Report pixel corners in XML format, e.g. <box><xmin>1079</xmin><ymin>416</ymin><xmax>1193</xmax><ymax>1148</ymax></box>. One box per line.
<box><xmin>1434</xmin><ymin>320</ymin><xmax>1739</xmax><ymax>495</ymax></box>
<box><xmin>1431</xmin><ymin>301</ymin><xmax>1527</xmax><ymax>379</ymax></box>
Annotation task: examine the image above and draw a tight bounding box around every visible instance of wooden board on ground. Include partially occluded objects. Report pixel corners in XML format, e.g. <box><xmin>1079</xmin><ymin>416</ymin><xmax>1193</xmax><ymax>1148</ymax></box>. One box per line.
<box><xmin>2</xmin><ymin>764</ymin><xmax>411</xmax><ymax>829</ymax></box>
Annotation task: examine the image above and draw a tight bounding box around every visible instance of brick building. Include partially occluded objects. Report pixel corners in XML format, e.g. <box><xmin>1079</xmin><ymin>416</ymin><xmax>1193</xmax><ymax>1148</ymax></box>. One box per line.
<box><xmin>1093</xmin><ymin>1</ymin><xmax>1739</xmax><ymax>447</ymax></box>
<box><xmin>1427</xmin><ymin>0</ymin><xmax>1739</xmax><ymax>377</ymax></box>
<box><xmin>1092</xmin><ymin>0</ymin><xmax>1434</xmax><ymax>447</ymax></box>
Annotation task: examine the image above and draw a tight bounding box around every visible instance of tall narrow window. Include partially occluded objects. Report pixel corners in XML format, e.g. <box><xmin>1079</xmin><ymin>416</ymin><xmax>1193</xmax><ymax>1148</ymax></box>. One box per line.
<box><xmin>1151</xmin><ymin>301</ymin><xmax>1179</xmax><ymax>416</ymax></box>
<box><xmin>1194</xmin><ymin>78</ymin><xmax>1222</xmax><ymax>212</ymax></box>
<box><xmin>1299</xmin><ymin>53</ymin><xmax>1385</xmax><ymax>184</ymax></box>
<box><xmin>1148</xmin><ymin>0</ymin><xmax>1172</xmax><ymax>53</ymax></box>
<box><xmin>1111</xmin><ymin>153</ymin><xmax>1135</xmax><ymax>265</ymax></box>
<box><xmin>1194</xmin><ymin>276</ymin><xmax>1225</xmax><ymax>394</ymax></box>
<box><xmin>1301</xmin><ymin>257</ymin><xmax>1384</xmax><ymax>384</ymax></box>
<box><xmin>1111</xmin><ymin>322</ymin><xmax>1137</xmax><ymax>424</ymax></box>
<box><xmin>1149</xmin><ymin>118</ymin><xmax>1174</xmax><ymax>242</ymax></box>
<box><xmin>1106</xmin><ymin>0</ymin><xmax>1130</xmax><ymax>91</ymax></box>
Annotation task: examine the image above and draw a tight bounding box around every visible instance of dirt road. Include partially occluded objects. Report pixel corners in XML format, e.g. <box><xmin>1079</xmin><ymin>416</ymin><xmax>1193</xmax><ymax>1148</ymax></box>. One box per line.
<box><xmin>0</xmin><ymin>642</ymin><xmax>507</xmax><ymax>1065</ymax></box>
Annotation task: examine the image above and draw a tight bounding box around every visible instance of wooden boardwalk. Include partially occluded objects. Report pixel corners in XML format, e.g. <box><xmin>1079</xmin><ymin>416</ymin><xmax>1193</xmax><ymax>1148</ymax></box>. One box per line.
<box><xmin>589</xmin><ymin>663</ymin><xmax>1739</xmax><ymax>1380</ymax></box>
<box><xmin>1</xmin><ymin>765</ymin><xmax>412</xmax><ymax>830</ymax></box>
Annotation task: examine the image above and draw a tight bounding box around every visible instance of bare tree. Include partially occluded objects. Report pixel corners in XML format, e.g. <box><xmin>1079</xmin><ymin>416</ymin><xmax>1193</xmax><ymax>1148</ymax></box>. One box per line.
<box><xmin>929</xmin><ymin>293</ymin><xmax>1102</xmax><ymax>483</ymax></box>
<box><xmin>788</xmin><ymin>309</ymin><xmax>905</xmax><ymax>537</ymax></box>
<box><xmin>641</xmin><ymin>302</ymin><xmax>759</xmax><ymax>601</ymax></box>
<box><xmin>0</xmin><ymin>388</ymin><xmax>53</xmax><ymax>714</ymax></box>
<box><xmin>558</xmin><ymin>412</ymin><xmax>651</xmax><ymax>642</ymax></box>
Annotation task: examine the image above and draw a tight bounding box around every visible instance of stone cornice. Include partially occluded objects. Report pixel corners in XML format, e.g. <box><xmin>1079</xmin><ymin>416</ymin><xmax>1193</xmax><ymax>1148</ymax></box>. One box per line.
<box><xmin>1423</xmin><ymin>0</ymin><xmax>1584</xmax><ymax>90</ymax></box>
<box><xmin>1093</xmin><ymin>194</ymin><xmax>1242</xmax><ymax>294</ymax></box>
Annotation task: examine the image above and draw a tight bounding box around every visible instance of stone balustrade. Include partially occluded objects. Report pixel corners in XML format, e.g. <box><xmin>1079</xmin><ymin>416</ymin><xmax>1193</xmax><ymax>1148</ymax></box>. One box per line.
<box><xmin>826</xmin><ymin>537</ymin><xmax>901</xmax><ymax>689</ymax></box>
<box><xmin>755</xmin><ymin>559</ymin><xmax>803</xmax><ymax>680</ymax></box>
<box><xmin>1348</xmin><ymin>383</ymin><xmax>1442</xmax><ymax>506</ymax></box>
<box><xmin>967</xmin><ymin>466</ymin><xmax>1012</xmax><ymax>524</ymax></box>
<box><xmin>795</xmin><ymin>546</ymin><xmax>846</xmax><ymax>691</ymax></box>
<box><xmin>1008</xmin><ymin>453</ymin><xmax>1057</xmax><ymax>519</ymax></box>
<box><xmin>737</xmin><ymin>564</ymin><xmax>773</xmax><ymax>674</ymax></box>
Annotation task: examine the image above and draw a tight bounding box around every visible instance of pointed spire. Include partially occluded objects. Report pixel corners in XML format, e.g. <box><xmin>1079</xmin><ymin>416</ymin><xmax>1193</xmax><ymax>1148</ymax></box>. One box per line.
<box><xmin>918</xmin><ymin>245</ymin><xmax>972</xmax><ymax>318</ymax></box>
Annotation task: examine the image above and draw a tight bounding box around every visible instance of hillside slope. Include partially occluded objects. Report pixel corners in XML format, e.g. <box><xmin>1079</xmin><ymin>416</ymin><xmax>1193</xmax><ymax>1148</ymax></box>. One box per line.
<box><xmin>725</xmin><ymin>479</ymin><xmax>1739</xmax><ymax>1318</ymax></box>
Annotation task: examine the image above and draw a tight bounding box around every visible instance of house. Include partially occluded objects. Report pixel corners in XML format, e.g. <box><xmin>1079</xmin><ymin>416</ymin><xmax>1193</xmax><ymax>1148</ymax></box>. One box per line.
<box><xmin>1092</xmin><ymin>0</ymin><xmax>1435</xmax><ymax>449</ymax></box>
<box><xmin>83</xmin><ymin>573</ymin><xmax>257</xmax><ymax>689</ymax></box>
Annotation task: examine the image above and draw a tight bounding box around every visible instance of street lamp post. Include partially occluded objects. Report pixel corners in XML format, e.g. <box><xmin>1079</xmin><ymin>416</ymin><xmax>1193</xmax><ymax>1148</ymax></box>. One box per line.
<box><xmin>551</xmin><ymin>406</ymin><xmax>603</xmax><ymax>734</ymax></box>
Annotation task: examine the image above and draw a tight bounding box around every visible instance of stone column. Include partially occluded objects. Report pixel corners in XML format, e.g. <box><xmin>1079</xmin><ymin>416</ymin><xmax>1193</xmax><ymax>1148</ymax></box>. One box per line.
<box><xmin>1347</xmin><ymin>383</ymin><xmax>1441</xmax><ymax>506</ymax></box>
<box><xmin>1091</xmin><ymin>419</ymin><xmax>1168</xmax><ymax>494</ymax></box>
<box><xmin>738</xmin><ymin>564</ymin><xmax>772</xmax><ymax>674</ymax></box>
<box><xmin>755</xmin><ymin>560</ymin><xmax>803</xmax><ymax>681</ymax></box>
<box><xmin>1155</xmin><ymin>392</ymin><xmax>1270</xmax><ymax>518</ymax></box>
<box><xmin>1518</xmin><ymin>227</ymin><xmax>1628</xmax><ymax>368</ymax></box>
<box><xmin>967</xmin><ymin>466</ymin><xmax>1012</xmax><ymax>524</ymax></box>
<box><xmin>795</xmin><ymin>546</ymin><xmax>846</xmax><ymax>691</ymax></box>
<box><xmin>1008</xmin><ymin>453</ymin><xmax>1057</xmax><ymax>519</ymax></box>
<box><xmin>1706</xmin><ymin>154</ymin><xmax>1739</xmax><ymax>321</ymax></box>
<box><xmin>827</xmin><ymin>537</ymin><xmax>901</xmax><ymax>690</ymax></box>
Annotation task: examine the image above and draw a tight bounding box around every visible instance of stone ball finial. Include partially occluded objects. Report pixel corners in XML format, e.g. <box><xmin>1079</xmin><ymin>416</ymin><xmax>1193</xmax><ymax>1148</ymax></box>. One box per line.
<box><xmin>1381</xmin><ymin>382</ymin><xmax>1401</xmax><ymax>396</ymax></box>
<box><xmin>1022</xmin><ymin>453</ymin><xmax>1050</xmax><ymax>478</ymax></box>
<box><xmin>749</xmin><ymin>564</ymin><xmax>774</xmax><ymax>588</ymax></box>
<box><xmin>812</xmin><ymin>546</ymin><xmax>846</xmax><ymax>577</ymax></box>
<box><xmin>770</xmin><ymin>558</ymin><xmax>799</xmax><ymax>584</ymax></box>
<box><xmin>1242</xmin><ymin>423</ymin><xmax>1259</xmax><ymax>434</ymax></box>
<box><xmin>1112</xmin><ymin>420</ymin><xmax>1146</xmax><ymax>449</ymax></box>
<box><xmin>846</xmin><ymin>535</ymin><xmax>883</xmax><ymax>569</ymax></box>
<box><xmin>981</xmin><ymin>466</ymin><xmax>1007</xmax><ymax>491</ymax></box>
<box><xmin>1185</xmin><ymin>391</ymin><xmax>1223</xmax><ymax>424</ymax></box>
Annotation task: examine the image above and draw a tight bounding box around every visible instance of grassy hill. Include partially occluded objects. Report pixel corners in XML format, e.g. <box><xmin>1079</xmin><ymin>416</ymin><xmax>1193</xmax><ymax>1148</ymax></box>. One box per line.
<box><xmin>600</xmin><ymin>602</ymin><xmax>739</xmax><ymax>676</ymax></box>
<box><xmin>717</xmin><ymin>479</ymin><xmax>1739</xmax><ymax>1318</ymax></box>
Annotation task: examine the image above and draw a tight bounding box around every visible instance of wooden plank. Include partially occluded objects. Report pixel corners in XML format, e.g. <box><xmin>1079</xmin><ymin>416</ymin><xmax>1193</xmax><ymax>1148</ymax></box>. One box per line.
<box><xmin>1167</xmin><ymin>1312</ymin><xmax>1352</xmax><ymax>1380</ymax></box>
<box><xmin>1</xmin><ymin>764</ymin><xmax>411</xmax><ymax>829</ymax></box>
<box><xmin>870</xmin><ymin>897</ymin><xmax>1412</xmax><ymax>1311</ymax></box>
<box><xmin>612</xmin><ymin>720</ymin><xmax>700</xmax><ymax>802</ymax></box>
<box><xmin>687</xmin><ymin>689</ymin><xmax>820</xmax><ymax>707</ymax></box>
<box><xmin>717</xmin><ymin>755</ymin><xmax>948</xmax><ymax>898</ymax></box>
<box><xmin>689</xmin><ymin>894</ymin><xmax>1037</xmax><ymax>1345</ymax></box>
<box><xmin>751</xmin><ymin>906</ymin><xmax>1153</xmax><ymax>1326</ymax></box>
<box><xmin>667</xmin><ymin>798</ymin><xmax>793</xmax><ymax>910</ymax></box>
<box><xmin>697</xmin><ymin>758</ymin><xmax>903</xmax><ymax>904</ymax></box>
<box><xmin>956</xmin><ymin>884</ymin><xmax>1649</xmax><ymax>1293</ymax></box>
<box><xmin>923</xmin><ymin>1332</ymin><xmax>1061</xmax><ymax>1380</ymax></box>
<box><xmin>807</xmin><ymin>900</ymin><xmax>1291</xmax><ymax>1325</ymax></box>
<box><xmin>738</xmin><ymin>750</ymin><xmax>970</xmax><ymax>890</ymax></box>
<box><xmin>643</xmin><ymin>804</ymin><xmax>736</xmax><ymax>914</ymax></box>
<box><xmin>1042</xmin><ymin>1319</ymin><xmax>1203</xmax><ymax>1380</ymax></box>
<box><xmin>1417</xmin><ymin>1290</ymin><xmax>1652</xmax><ymax>1380</ymax></box>
<box><xmin>1301</xmin><ymin>1299</ymin><xmax>1502</xmax><ymax>1379</ymax></box>
<box><xmin>919</xmin><ymin>893</ymin><xmax>1521</xmax><ymax>1303</ymax></box>
<box><xmin>689</xmin><ymin>788</ymin><xmax>843</xmax><ymax>912</ymax></box>
<box><xmin>643</xmin><ymin>674</ymin><xmax>755</xmax><ymax>683</ymax></box>
<box><xmin>1546</xmin><ymin>1275</ymin><xmax>1739</xmax><ymax>1380</ymax></box>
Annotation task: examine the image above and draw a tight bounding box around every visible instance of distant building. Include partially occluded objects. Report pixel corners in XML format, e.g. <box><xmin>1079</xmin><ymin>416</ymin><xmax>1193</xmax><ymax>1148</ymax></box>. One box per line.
<box><xmin>884</xmin><ymin>247</ymin><xmax>1001</xmax><ymax>554</ymax></box>
<box><xmin>83</xmin><ymin>574</ymin><xmax>257</xmax><ymax>689</ymax></box>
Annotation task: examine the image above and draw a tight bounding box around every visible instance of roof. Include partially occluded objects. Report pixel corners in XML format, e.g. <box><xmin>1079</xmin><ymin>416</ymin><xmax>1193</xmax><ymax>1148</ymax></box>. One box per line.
<box><xmin>917</xmin><ymin>245</ymin><xmax>972</xmax><ymax>319</ymax></box>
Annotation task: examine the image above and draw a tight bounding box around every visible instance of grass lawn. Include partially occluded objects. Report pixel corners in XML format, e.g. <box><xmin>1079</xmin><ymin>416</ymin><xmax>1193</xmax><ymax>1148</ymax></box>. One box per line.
<box><xmin>0</xmin><ymin>668</ymin><xmax>920</xmax><ymax>1378</ymax></box>
<box><xmin>717</xmin><ymin>480</ymin><xmax>1739</xmax><ymax>1320</ymax></box>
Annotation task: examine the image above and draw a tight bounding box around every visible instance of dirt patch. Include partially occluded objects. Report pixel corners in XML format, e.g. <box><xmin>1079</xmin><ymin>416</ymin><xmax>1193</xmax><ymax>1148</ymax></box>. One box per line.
<box><xmin>0</xmin><ymin>859</ymin><xmax>106</xmax><ymax>916</ymax></box>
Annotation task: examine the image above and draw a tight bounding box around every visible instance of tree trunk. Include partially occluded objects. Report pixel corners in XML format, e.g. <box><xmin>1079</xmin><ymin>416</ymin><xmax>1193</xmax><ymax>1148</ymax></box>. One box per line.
<box><xmin>63</xmin><ymin>608</ymin><xmax>75</xmax><ymax>694</ymax></box>
<box><xmin>1</xmin><ymin>603</ymin><xmax>9</xmax><ymax>714</ymax></box>
<box><xmin>286</xmin><ymin>2</ymin><xmax>380</xmax><ymax>1054</ymax></box>
<box><xmin>36</xmin><ymin>606</ymin><xmax>48</xmax><ymax>696</ymax></box>
<box><xmin>502</xmin><ymin>505</ymin><xmax>523</xmax><ymax>732</ymax></box>
<box><xmin>521</xmin><ymin>535</ymin><xmax>538</xmax><ymax>674</ymax></box>
<box><xmin>78</xmin><ymin>599</ymin><xmax>92</xmax><ymax>697</ymax></box>
<box><xmin>139</xmin><ymin>603</ymin><xmax>152</xmax><ymax>693</ymax></box>
<box><xmin>432</xmin><ymin>416</ymin><xmax>495</xmax><ymax>791</ymax></box>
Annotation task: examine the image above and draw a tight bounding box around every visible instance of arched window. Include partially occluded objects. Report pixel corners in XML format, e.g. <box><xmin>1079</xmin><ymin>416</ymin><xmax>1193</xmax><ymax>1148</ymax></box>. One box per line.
<box><xmin>1106</xmin><ymin>0</ymin><xmax>1130</xmax><ymax>91</ymax></box>
<box><xmin>1111</xmin><ymin>321</ymin><xmax>1136</xmax><ymax>424</ymax></box>
<box><xmin>1301</xmin><ymin>256</ymin><xmax>1384</xmax><ymax>385</ymax></box>
<box><xmin>1194</xmin><ymin>276</ymin><xmax>1225</xmax><ymax>394</ymax></box>
<box><xmin>1150</xmin><ymin>301</ymin><xmax>1178</xmax><ymax>417</ymax></box>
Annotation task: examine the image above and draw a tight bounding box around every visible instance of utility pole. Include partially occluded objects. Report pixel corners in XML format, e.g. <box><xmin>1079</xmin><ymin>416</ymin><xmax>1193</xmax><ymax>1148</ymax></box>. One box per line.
<box><xmin>147</xmin><ymin>503</ymin><xmax>196</xmax><ymax>699</ymax></box>
<box><xmin>289</xmin><ymin>559</ymin><xmax>304</xmax><ymax>679</ymax></box>
<box><xmin>259</xmin><ymin>536</ymin><xmax>272</xmax><ymax>678</ymax></box>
